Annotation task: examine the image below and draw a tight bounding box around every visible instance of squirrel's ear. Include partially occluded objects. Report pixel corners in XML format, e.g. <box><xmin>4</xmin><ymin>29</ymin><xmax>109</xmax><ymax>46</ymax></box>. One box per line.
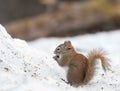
<box><xmin>64</xmin><ymin>41</ymin><xmax>72</xmax><ymax>49</ymax></box>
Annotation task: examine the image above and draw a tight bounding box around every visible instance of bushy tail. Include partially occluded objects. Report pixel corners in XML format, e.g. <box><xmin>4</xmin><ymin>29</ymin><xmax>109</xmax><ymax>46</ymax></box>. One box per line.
<box><xmin>83</xmin><ymin>49</ymin><xmax>109</xmax><ymax>85</ymax></box>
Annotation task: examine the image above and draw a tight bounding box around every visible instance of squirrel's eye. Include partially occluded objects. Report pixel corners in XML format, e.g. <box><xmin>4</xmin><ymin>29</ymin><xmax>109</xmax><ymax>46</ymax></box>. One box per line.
<box><xmin>57</xmin><ymin>47</ymin><xmax>60</xmax><ymax>51</ymax></box>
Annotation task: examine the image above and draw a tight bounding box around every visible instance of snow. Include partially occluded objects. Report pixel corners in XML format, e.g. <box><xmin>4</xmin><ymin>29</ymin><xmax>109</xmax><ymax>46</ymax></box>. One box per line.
<box><xmin>0</xmin><ymin>24</ymin><xmax>120</xmax><ymax>91</ymax></box>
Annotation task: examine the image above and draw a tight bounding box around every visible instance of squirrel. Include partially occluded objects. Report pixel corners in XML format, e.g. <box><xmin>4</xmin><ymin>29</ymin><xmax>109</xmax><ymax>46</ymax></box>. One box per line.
<box><xmin>53</xmin><ymin>41</ymin><xmax>109</xmax><ymax>87</ymax></box>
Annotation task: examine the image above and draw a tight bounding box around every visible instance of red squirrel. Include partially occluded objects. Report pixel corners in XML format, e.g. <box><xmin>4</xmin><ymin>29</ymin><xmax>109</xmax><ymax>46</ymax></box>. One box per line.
<box><xmin>53</xmin><ymin>41</ymin><xmax>109</xmax><ymax>86</ymax></box>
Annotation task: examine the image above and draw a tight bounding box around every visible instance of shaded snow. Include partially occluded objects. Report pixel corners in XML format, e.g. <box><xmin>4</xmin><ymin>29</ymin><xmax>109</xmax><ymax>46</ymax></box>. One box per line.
<box><xmin>0</xmin><ymin>24</ymin><xmax>120</xmax><ymax>91</ymax></box>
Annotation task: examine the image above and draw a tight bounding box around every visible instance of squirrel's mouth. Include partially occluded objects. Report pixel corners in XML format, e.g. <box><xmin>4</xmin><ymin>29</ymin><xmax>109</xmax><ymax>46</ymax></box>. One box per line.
<box><xmin>53</xmin><ymin>54</ymin><xmax>60</xmax><ymax>60</ymax></box>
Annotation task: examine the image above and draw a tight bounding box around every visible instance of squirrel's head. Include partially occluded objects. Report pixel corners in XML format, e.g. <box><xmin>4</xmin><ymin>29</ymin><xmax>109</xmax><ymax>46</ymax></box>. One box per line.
<box><xmin>54</xmin><ymin>41</ymin><xmax>73</xmax><ymax>54</ymax></box>
<box><xmin>53</xmin><ymin>41</ymin><xmax>75</xmax><ymax>66</ymax></box>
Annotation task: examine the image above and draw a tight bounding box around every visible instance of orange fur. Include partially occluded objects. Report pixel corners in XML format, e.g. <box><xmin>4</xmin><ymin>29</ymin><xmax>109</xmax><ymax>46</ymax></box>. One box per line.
<box><xmin>53</xmin><ymin>41</ymin><xmax>109</xmax><ymax>86</ymax></box>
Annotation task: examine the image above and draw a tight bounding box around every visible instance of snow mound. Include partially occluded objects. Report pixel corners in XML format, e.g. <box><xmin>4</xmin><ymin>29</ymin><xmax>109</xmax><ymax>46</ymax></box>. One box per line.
<box><xmin>0</xmin><ymin>24</ymin><xmax>120</xmax><ymax>91</ymax></box>
<box><xmin>0</xmin><ymin>25</ymin><xmax>67</xmax><ymax>91</ymax></box>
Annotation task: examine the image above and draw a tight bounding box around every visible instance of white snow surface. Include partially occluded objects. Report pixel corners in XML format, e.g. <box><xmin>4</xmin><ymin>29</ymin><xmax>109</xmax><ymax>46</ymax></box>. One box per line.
<box><xmin>0</xmin><ymin>24</ymin><xmax>120</xmax><ymax>91</ymax></box>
